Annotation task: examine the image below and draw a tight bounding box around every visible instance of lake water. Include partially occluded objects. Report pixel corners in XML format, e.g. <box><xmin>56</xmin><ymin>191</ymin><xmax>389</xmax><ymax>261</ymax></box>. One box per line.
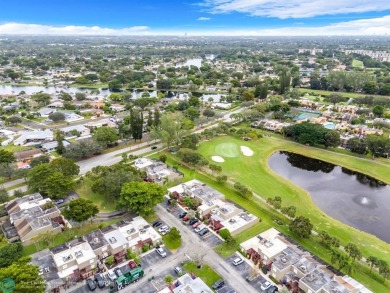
<box><xmin>268</xmin><ymin>151</ymin><xmax>390</xmax><ymax>243</ymax></box>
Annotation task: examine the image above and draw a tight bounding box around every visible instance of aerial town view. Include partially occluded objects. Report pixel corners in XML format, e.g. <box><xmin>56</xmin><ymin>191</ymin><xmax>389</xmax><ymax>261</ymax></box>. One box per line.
<box><xmin>0</xmin><ymin>1</ymin><xmax>390</xmax><ymax>293</ymax></box>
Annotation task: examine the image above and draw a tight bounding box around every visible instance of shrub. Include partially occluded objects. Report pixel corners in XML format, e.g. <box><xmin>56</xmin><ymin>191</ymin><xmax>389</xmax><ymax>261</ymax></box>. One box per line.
<box><xmin>105</xmin><ymin>256</ymin><xmax>114</xmax><ymax>266</ymax></box>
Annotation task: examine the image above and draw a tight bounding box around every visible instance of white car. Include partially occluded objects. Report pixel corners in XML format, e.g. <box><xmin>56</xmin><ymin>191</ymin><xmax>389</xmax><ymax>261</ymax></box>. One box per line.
<box><xmin>158</xmin><ymin>225</ymin><xmax>169</xmax><ymax>233</ymax></box>
<box><xmin>194</xmin><ymin>224</ymin><xmax>205</xmax><ymax>233</ymax></box>
<box><xmin>156</xmin><ymin>247</ymin><xmax>167</xmax><ymax>257</ymax></box>
<box><xmin>107</xmin><ymin>270</ymin><xmax>117</xmax><ymax>282</ymax></box>
<box><xmin>232</xmin><ymin>257</ymin><xmax>244</xmax><ymax>266</ymax></box>
<box><xmin>161</xmin><ymin>228</ymin><xmax>170</xmax><ymax>236</ymax></box>
<box><xmin>260</xmin><ymin>281</ymin><xmax>272</xmax><ymax>291</ymax></box>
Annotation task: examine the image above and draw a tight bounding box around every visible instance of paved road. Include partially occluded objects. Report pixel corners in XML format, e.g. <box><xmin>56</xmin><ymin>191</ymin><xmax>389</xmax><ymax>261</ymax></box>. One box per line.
<box><xmin>145</xmin><ymin>204</ymin><xmax>258</xmax><ymax>293</ymax></box>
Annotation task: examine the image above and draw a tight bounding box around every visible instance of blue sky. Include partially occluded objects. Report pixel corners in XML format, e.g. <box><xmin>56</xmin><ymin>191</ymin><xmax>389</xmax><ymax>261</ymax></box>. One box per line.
<box><xmin>0</xmin><ymin>0</ymin><xmax>389</xmax><ymax>35</ymax></box>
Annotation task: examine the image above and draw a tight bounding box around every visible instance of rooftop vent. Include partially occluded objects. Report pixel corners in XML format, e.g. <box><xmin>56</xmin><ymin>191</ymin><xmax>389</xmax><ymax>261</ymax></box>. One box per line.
<box><xmin>109</xmin><ymin>237</ymin><xmax>117</xmax><ymax>244</ymax></box>
<box><xmin>62</xmin><ymin>254</ymin><xmax>73</xmax><ymax>262</ymax></box>
<box><xmin>75</xmin><ymin>251</ymin><xmax>83</xmax><ymax>258</ymax></box>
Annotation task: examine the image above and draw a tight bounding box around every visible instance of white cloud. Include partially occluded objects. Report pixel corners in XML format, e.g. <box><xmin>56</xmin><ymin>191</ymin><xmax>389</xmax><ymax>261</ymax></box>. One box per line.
<box><xmin>0</xmin><ymin>16</ymin><xmax>390</xmax><ymax>36</ymax></box>
<box><xmin>200</xmin><ymin>0</ymin><xmax>390</xmax><ymax>19</ymax></box>
<box><xmin>197</xmin><ymin>17</ymin><xmax>212</xmax><ymax>21</ymax></box>
<box><xmin>0</xmin><ymin>23</ymin><xmax>150</xmax><ymax>35</ymax></box>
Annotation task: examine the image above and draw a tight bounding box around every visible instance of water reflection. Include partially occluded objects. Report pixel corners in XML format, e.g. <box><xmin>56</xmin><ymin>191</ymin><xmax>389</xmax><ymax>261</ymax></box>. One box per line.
<box><xmin>269</xmin><ymin>151</ymin><xmax>390</xmax><ymax>243</ymax></box>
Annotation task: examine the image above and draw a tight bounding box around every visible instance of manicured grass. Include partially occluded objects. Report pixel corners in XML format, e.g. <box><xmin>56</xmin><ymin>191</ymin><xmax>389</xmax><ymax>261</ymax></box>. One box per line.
<box><xmin>1</xmin><ymin>144</ymin><xmax>30</xmax><ymax>153</ymax></box>
<box><xmin>75</xmin><ymin>178</ymin><xmax>117</xmax><ymax>213</ymax></box>
<box><xmin>352</xmin><ymin>59</ymin><xmax>364</xmax><ymax>68</ymax></box>
<box><xmin>69</xmin><ymin>83</ymin><xmax>108</xmax><ymax>89</ymax></box>
<box><xmin>298</xmin><ymin>88</ymin><xmax>390</xmax><ymax>99</ymax></box>
<box><xmin>183</xmin><ymin>261</ymin><xmax>221</xmax><ymax>287</ymax></box>
<box><xmin>162</xmin><ymin>234</ymin><xmax>182</xmax><ymax>251</ymax></box>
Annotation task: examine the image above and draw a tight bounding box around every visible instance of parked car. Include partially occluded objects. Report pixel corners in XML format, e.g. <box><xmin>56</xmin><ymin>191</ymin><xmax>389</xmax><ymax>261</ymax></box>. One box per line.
<box><xmin>151</xmin><ymin>146</ymin><xmax>158</xmax><ymax>150</ymax></box>
<box><xmin>152</xmin><ymin>221</ymin><xmax>162</xmax><ymax>228</ymax></box>
<box><xmin>198</xmin><ymin>228</ymin><xmax>210</xmax><ymax>236</ymax></box>
<box><xmin>267</xmin><ymin>286</ymin><xmax>278</xmax><ymax>293</ymax></box>
<box><xmin>174</xmin><ymin>267</ymin><xmax>183</xmax><ymax>275</ymax></box>
<box><xmin>156</xmin><ymin>247</ymin><xmax>167</xmax><ymax>257</ymax></box>
<box><xmin>227</xmin><ymin>291</ymin><xmax>237</xmax><ymax>293</ymax></box>
<box><xmin>194</xmin><ymin>224</ymin><xmax>205</xmax><ymax>232</ymax></box>
<box><xmin>192</xmin><ymin>221</ymin><xmax>202</xmax><ymax>228</ymax></box>
<box><xmin>55</xmin><ymin>199</ymin><xmax>64</xmax><ymax>205</ymax></box>
<box><xmin>161</xmin><ymin>228</ymin><xmax>170</xmax><ymax>235</ymax></box>
<box><xmin>260</xmin><ymin>281</ymin><xmax>272</xmax><ymax>291</ymax></box>
<box><xmin>107</xmin><ymin>270</ymin><xmax>117</xmax><ymax>281</ymax></box>
<box><xmin>178</xmin><ymin>211</ymin><xmax>187</xmax><ymax>218</ymax></box>
<box><xmin>158</xmin><ymin>225</ymin><xmax>169</xmax><ymax>233</ymax></box>
<box><xmin>114</xmin><ymin>267</ymin><xmax>123</xmax><ymax>278</ymax></box>
<box><xmin>189</xmin><ymin>218</ymin><xmax>199</xmax><ymax>225</ymax></box>
<box><xmin>212</xmin><ymin>279</ymin><xmax>225</xmax><ymax>289</ymax></box>
<box><xmin>232</xmin><ymin>257</ymin><xmax>244</xmax><ymax>266</ymax></box>
<box><xmin>128</xmin><ymin>260</ymin><xmax>137</xmax><ymax>269</ymax></box>
<box><xmin>94</xmin><ymin>274</ymin><xmax>105</xmax><ymax>288</ymax></box>
<box><xmin>86</xmin><ymin>279</ymin><xmax>96</xmax><ymax>291</ymax></box>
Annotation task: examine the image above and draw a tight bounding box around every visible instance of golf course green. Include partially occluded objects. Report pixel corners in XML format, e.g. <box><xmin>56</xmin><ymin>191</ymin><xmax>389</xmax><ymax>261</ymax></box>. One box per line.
<box><xmin>197</xmin><ymin>136</ymin><xmax>390</xmax><ymax>263</ymax></box>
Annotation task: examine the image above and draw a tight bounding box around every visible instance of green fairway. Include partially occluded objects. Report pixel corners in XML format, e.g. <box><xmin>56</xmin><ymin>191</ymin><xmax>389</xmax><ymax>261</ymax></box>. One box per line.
<box><xmin>214</xmin><ymin>142</ymin><xmax>240</xmax><ymax>158</ymax></box>
<box><xmin>352</xmin><ymin>59</ymin><xmax>364</xmax><ymax>68</ymax></box>
<box><xmin>298</xmin><ymin>88</ymin><xmax>390</xmax><ymax>100</ymax></box>
<box><xmin>197</xmin><ymin>136</ymin><xmax>390</xmax><ymax>261</ymax></box>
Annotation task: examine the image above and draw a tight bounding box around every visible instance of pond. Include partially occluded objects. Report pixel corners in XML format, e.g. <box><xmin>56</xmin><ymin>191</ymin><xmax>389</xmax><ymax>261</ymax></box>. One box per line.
<box><xmin>268</xmin><ymin>151</ymin><xmax>390</xmax><ymax>243</ymax></box>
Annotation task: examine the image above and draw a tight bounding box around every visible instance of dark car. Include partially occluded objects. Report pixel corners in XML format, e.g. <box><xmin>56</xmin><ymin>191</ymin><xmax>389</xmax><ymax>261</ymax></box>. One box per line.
<box><xmin>198</xmin><ymin>228</ymin><xmax>210</xmax><ymax>236</ymax></box>
<box><xmin>152</xmin><ymin>220</ymin><xmax>163</xmax><ymax>228</ymax></box>
<box><xmin>114</xmin><ymin>267</ymin><xmax>123</xmax><ymax>278</ymax></box>
<box><xmin>212</xmin><ymin>279</ymin><xmax>225</xmax><ymax>289</ymax></box>
<box><xmin>94</xmin><ymin>274</ymin><xmax>105</xmax><ymax>288</ymax></box>
<box><xmin>189</xmin><ymin>218</ymin><xmax>199</xmax><ymax>225</ymax></box>
<box><xmin>267</xmin><ymin>286</ymin><xmax>279</xmax><ymax>293</ymax></box>
<box><xmin>86</xmin><ymin>279</ymin><xmax>96</xmax><ymax>291</ymax></box>
<box><xmin>151</xmin><ymin>146</ymin><xmax>158</xmax><ymax>150</ymax></box>
<box><xmin>178</xmin><ymin>212</ymin><xmax>187</xmax><ymax>218</ymax></box>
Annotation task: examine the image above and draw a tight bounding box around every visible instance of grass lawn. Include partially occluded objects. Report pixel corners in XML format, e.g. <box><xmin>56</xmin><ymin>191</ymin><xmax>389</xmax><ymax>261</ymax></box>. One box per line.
<box><xmin>69</xmin><ymin>83</ymin><xmax>108</xmax><ymax>89</ymax></box>
<box><xmin>75</xmin><ymin>178</ymin><xmax>117</xmax><ymax>213</ymax></box>
<box><xmin>1</xmin><ymin>144</ymin><xmax>30</xmax><ymax>153</ymax></box>
<box><xmin>153</xmin><ymin>136</ymin><xmax>390</xmax><ymax>292</ymax></box>
<box><xmin>162</xmin><ymin>234</ymin><xmax>182</xmax><ymax>251</ymax></box>
<box><xmin>183</xmin><ymin>261</ymin><xmax>221</xmax><ymax>287</ymax></box>
<box><xmin>352</xmin><ymin>59</ymin><xmax>364</xmax><ymax>68</ymax></box>
<box><xmin>298</xmin><ymin>88</ymin><xmax>390</xmax><ymax>100</ymax></box>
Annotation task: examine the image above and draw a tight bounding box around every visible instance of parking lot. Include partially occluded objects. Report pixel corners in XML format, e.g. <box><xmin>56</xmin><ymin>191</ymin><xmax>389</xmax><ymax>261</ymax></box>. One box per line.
<box><xmin>140</xmin><ymin>247</ymin><xmax>173</xmax><ymax>269</ymax></box>
<box><xmin>225</xmin><ymin>253</ymin><xmax>269</xmax><ymax>293</ymax></box>
<box><xmin>162</xmin><ymin>200</ymin><xmax>223</xmax><ymax>248</ymax></box>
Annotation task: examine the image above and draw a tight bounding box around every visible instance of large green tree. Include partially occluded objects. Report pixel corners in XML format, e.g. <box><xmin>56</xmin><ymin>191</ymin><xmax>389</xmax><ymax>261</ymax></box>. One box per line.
<box><xmin>0</xmin><ymin>149</ymin><xmax>15</xmax><ymax>165</ymax></box>
<box><xmin>93</xmin><ymin>126</ymin><xmax>119</xmax><ymax>147</ymax></box>
<box><xmin>63</xmin><ymin>139</ymin><xmax>102</xmax><ymax>159</ymax></box>
<box><xmin>0</xmin><ymin>257</ymin><xmax>45</xmax><ymax>293</ymax></box>
<box><xmin>51</xmin><ymin>157</ymin><xmax>80</xmax><ymax>176</ymax></box>
<box><xmin>63</xmin><ymin>198</ymin><xmax>99</xmax><ymax>227</ymax></box>
<box><xmin>151</xmin><ymin>112</ymin><xmax>191</xmax><ymax>149</ymax></box>
<box><xmin>0</xmin><ymin>242</ymin><xmax>23</xmax><ymax>268</ymax></box>
<box><xmin>289</xmin><ymin>216</ymin><xmax>313</xmax><ymax>238</ymax></box>
<box><xmin>118</xmin><ymin>181</ymin><xmax>165</xmax><ymax>216</ymax></box>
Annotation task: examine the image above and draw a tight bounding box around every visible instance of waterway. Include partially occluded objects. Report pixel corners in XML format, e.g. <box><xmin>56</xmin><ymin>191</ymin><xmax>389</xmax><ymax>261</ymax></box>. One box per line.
<box><xmin>268</xmin><ymin>151</ymin><xmax>390</xmax><ymax>243</ymax></box>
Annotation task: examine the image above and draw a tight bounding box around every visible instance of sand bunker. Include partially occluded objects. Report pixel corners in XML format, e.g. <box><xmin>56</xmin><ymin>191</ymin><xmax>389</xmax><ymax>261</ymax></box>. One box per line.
<box><xmin>211</xmin><ymin>156</ymin><xmax>225</xmax><ymax>163</ymax></box>
<box><xmin>240</xmin><ymin>146</ymin><xmax>254</xmax><ymax>156</ymax></box>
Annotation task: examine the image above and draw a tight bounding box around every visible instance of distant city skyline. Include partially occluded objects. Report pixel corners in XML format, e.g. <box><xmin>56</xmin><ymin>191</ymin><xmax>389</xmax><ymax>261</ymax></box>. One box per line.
<box><xmin>0</xmin><ymin>0</ymin><xmax>390</xmax><ymax>36</ymax></box>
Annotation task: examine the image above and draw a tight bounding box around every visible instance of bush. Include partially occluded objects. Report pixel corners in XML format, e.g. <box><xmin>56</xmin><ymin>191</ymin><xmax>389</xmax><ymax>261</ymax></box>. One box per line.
<box><xmin>105</xmin><ymin>256</ymin><xmax>114</xmax><ymax>266</ymax></box>
<box><xmin>219</xmin><ymin>229</ymin><xmax>231</xmax><ymax>240</ymax></box>
<box><xmin>142</xmin><ymin>244</ymin><xmax>150</xmax><ymax>253</ymax></box>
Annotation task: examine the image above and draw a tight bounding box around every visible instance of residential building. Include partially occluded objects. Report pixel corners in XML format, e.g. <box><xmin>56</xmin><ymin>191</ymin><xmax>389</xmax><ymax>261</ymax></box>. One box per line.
<box><xmin>14</xmin><ymin>129</ymin><xmax>54</xmax><ymax>146</ymax></box>
<box><xmin>4</xmin><ymin>194</ymin><xmax>65</xmax><ymax>244</ymax></box>
<box><xmin>40</xmin><ymin>140</ymin><xmax>70</xmax><ymax>153</ymax></box>
<box><xmin>240</xmin><ymin>228</ymin><xmax>288</xmax><ymax>264</ymax></box>
<box><xmin>60</xmin><ymin>125</ymin><xmax>90</xmax><ymax>137</ymax></box>
<box><xmin>51</xmin><ymin>238</ymin><xmax>98</xmax><ymax>281</ymax></box>
<box><xmin>102</xmin><ymin>226</ymin><xmax>128</xmax><ymax>263</ymax></box>
<box><xmin>172</xmin><ymin>273</ymin><xmax>213</xmax><ymax>293</ymax></box>
<box><xmin>83</xmin><ymin>230</ymin><xmax>110</xmax><ymax>260</ymax></box>
<box><xmin>134</xmin><ymin>158</ymin><xmax>183</xmax><ymax>184</ymax></box>
<box><xmin>117</xmin><ymin>216</ymin><xmax>162</xmax><ymax>251</ymax></box>
<box><xmin>14</xmin><ymin>148</ymin><xmax>43</xmax><ymax>163</ymax></box>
